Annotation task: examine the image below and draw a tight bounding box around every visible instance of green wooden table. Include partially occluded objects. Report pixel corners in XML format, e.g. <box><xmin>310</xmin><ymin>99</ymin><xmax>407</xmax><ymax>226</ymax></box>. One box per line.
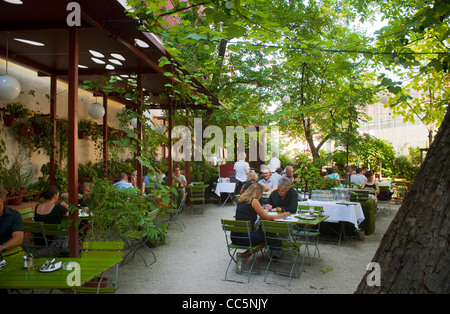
<box><xmin>0</xmin><ymin>254</ymin><xmax>122</xmax><ymax>290</ymax></box>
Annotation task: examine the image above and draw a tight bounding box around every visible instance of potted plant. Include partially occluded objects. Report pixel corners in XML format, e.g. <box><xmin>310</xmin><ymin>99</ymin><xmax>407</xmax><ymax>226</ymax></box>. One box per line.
<box><xmin>78</xmin><ymin>118</ymin><xmax>98</xmax><ymax>139</ymax></box>
<box><xmin>2</xmin><ymin>102</ymin><xmax>30</xmax><ymax>127</ymax></box>
<box><xmin>24</xmin><ymin>181</ymin><xmax>45</xmax><ymax>202</ymax></box>
<box><xmin>29</xmin><ymin>113</ymin><xmax>52</xmax><ymax>136</ymax></box>
<box><xmin>0</xmin><ymin>155</ymin><xmax>33</xmax><ymax>205</ymax></box>
<box><xmin>15</xmin><ymin>120</ymin><xmax>34</xmax><ymax>137</ymax></box>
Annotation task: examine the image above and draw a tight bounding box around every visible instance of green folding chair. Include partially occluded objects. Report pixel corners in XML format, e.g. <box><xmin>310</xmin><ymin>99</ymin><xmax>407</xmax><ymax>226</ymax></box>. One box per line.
<box><xmin>23</xmin><ymin>221</ymin><xmax>48</xmax><ymax>256</ymax></box>
<box><xmin>261</xmin><ymin>220</ymin><xmax>305</xmax><ymax>286</ymax></box>
<box><xmin>41</xmin><ymin>223</ymin><xmax>69</xmax><ymax>257</ymax></box>
<box><xmin>1</xmin><ymin>245</ymin><xmax>25</xmax><ymax>257</ymax></box>
<box><xmin>17</xmin><ymin>207</ymin><xmax>34</xmax><ymax>221</ymax></box>
<box><xmin>168</xmin><ymin>193</ymin><xmax>186</xmax><ymax>232</ymax></box>
<box><xmin>293</xmin><ymin>205</ymin><xmax>322</xmax><ymax>265</ymax></box>
<box><xmin>189</xmin><ymin>182</ymin><xmax>208</xmax><ymax>215</ymax></box>
<box><xmin>73</xmin><ymin>241</ymin><xmax>124</xmax><ymax>294</ymax></box>
<box><xmin>221</xmin><ymin>219</ymin><xmax>264</xmax><ymax>283</ymax></box>
<box><xmin>122</xmin><ymin>209</ymin><xmax>159</xmax><ymax>267</ymax></box>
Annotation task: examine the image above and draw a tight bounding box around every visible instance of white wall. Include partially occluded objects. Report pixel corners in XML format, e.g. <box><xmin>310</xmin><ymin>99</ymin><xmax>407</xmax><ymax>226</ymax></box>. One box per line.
<box><xmin>0</xmin><ymin>59</ymin><xmax>127</xmax><ymax>182</ymax></box>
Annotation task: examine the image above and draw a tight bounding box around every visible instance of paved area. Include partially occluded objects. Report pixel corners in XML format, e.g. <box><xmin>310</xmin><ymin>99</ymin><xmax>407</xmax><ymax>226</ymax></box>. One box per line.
<box><xmin>116</xmin><ymin>200</ymin><xmax>400</xmax><ymax>294</ymax></box>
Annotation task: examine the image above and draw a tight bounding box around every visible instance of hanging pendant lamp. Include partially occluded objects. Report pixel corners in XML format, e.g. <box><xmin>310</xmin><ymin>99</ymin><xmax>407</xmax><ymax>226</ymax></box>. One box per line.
<box><xmin>0</xmin><ymin>33</ymin><xmax>21</xmax><ymax>100</ymax></box>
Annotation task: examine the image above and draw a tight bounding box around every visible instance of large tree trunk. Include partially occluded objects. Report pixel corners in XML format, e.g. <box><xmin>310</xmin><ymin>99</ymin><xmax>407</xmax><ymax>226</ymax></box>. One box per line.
<box><xmin>355</xmin><ymin>106</ymin><xmax>450</xmax><ymax>294</ymax></box>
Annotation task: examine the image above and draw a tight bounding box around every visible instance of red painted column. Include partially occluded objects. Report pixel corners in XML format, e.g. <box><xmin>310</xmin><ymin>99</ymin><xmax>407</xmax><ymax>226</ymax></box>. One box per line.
<box><xmin>67</xmin><ymin>27</ymin><xmax>79</xmax><ymax>257</ymax></box>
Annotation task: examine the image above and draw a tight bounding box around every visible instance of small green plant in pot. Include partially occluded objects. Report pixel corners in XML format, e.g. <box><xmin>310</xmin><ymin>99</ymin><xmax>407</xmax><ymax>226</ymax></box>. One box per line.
<box><xmin>0</xmin><ymin>155</ymin><xmax>33</xmax><ymax>205</ymax></box>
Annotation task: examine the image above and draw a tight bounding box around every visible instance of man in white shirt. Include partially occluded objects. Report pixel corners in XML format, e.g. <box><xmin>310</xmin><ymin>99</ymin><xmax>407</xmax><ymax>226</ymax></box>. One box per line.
<box><xmin>350</xmin><ymin>168</ymin><xmax>367</xmax><ymax>186</ymax></box>
<box><xmin>267</xmin><ymin>152</ymin><xmax>281</xmax><ymax>173</ymax></box>
<box><xmin>233</xmin><ymin>152</ymin><xmax>250</xmax><ymax>194</ymax></box>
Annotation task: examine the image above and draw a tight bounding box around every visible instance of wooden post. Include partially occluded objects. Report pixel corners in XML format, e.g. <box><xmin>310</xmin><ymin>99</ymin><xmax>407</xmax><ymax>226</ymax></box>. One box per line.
<box><xmin>103</xmin><ymin>95</ymin><xmax>108</xmax><ymax>178</ymax></box>
<box><xmin>168</xmin><ymin>105</ymin><xmax>173</xmax><ymax>202</ymax></box>
<box><xmin>136</xmin><ymin>74</ymin><xmax>144</xmax><ymax>186</ymax></box>
<box><xmin>67</xmin><ymin>27</ymin><xmax>79</xmax><ymax>257</ymax></box>
<box><xmin>49</xmin><ymin>75</ymin><xmax>57</xmax><ymax>186</ymax></box>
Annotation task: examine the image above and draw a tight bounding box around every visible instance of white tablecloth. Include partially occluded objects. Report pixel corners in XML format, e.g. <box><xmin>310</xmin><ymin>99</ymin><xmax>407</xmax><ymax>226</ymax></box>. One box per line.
<box><xmin>298</xmin><ymin>200</ymin><xmax>365</xmax><ymax>228</ymax></box>
<box><xmin>215</xmin><ymin>182</ymin><xmax>236</xmax><ymax>197</ymax></box>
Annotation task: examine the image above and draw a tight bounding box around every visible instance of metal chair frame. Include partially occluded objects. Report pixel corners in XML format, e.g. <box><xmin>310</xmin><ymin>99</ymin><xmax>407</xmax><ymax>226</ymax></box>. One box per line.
<box><xmin>294</xmin><ymin>205</ymin><xmax>322</xmax><ymax>265</ymax></box>
<box><xmin>221</xmin><ymin>219</ymin><xmax>264</xmax><ymax>283</ymax></box>
<box><xmin>122</xmin><ymin>209</ymin><xmax>159</xmax><ymax>268</ymax></box>
<box><xmin>168</xmin><ymin>193</ymin><xmax>186</xmax><ymax>232</ymax></box>
<box><xmin>74</xmin><ymin>241</ymin><xmax>124</xmax><ymax>294</ymax></box>
<box><xmin>261</xmin><ymin>220</ymin><xmax>305</xmax><ymax>287</ymax></box>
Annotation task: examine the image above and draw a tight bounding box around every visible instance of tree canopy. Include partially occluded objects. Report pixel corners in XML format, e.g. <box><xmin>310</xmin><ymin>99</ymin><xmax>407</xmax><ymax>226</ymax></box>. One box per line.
<box><xmin>123</xmin><ymin>0</ymin><xmax>448</xmax><ymax>162</ymax></box>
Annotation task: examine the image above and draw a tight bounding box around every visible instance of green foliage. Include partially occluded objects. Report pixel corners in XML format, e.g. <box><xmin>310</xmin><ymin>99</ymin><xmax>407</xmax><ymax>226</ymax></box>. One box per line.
<box><xmin>354</xmin><ymin>0</ymin><xmax>449</xmax><ymax>140</ymax></box>
<box><xmin>78</xmin><ymin>118</ymin><xmax>100</xmax><ymax>140</ymax></box>
<box><xmin>3</xmin><ymin>102</ymin><xmax>30</xmax><ymax>118</ymax></box>
<box><xmin>293</xmin><ymin>159</ymin><xmax>340</xmax><ymax>192</ymax></box>
<box><xmin>83</xmin><ymin>178</ymin><xmax>163</xmax><ymax>241</ymax></box>
<box><xmin>0</xmin><ymin>155</ymin><xmax>33</xmax><ymax>195</ymax></box>
<box><xmin>393</xmin><ymin>155</ymin><xmax>419</xmax><ymax>181</ymax></box>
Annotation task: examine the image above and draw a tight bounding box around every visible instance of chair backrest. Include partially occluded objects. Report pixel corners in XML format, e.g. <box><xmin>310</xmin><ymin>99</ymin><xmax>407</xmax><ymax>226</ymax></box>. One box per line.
<box><xmin>261</xmin><ymin>220</ymin><xmax>296</xmax><ymax>251</ymax></box>
<box><xmin>17</xmin><ymin>207</ymin><xmax>34</xmax><ymax>221</ymax></box>
<box><xmin>221</xmin><ymin>219</ymin><xmax>254</xmax><ymax>247</ymax></box>
<box><xmin>350</xmin><ymin>190</ymin><xmax>369</xmax><ymax>202</ymax></box>
<box><xmin>81</xmin><ymin>242</ymin><xmax>124</xmax><ymax>259</ymax></box>
<box><xmin>297</xmin><ymin>205</ymin><xmax>323</xmax><ymax>214</ymax></box>
<box><xmin>190</xmin><ymin>184</ymin><xmax>207</xmax><ymax>193</ymax></box>
<box><xmin>2</xmin><ymin>246</ymin><xmax>24</xmax><ymax>257</ymax></box>
<box><xmin>41</xmin><ymin>224</ymin><xmax>68</xmax><ymax>237</ymax></box>
<box><xmin>23</xmin><ymin>221</ymin><xmax>46</xmax><ymax>251</ymax></box>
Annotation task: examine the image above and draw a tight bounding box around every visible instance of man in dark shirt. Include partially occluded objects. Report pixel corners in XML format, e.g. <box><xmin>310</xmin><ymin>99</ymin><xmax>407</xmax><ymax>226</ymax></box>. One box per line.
<box><xmin>266</xmin><ymin>177</ymin><xmax>298</xmax><ymax>214</ymax></box>
<box><xmin>0</xmin><ymin>187</ymin><xmax>24</xmax><ymax>255</ymax></box>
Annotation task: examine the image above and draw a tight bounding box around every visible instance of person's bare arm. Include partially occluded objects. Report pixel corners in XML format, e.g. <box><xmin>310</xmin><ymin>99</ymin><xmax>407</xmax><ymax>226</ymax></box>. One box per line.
<box><xmin>0</xmin><ymin>231</ymin><xmax>24</xmax><ymax>253</ymax></box>
<box><xmin>252</xmin><ymin>199</ymin><xmax>289</xmax><ymax>220</ymax></box>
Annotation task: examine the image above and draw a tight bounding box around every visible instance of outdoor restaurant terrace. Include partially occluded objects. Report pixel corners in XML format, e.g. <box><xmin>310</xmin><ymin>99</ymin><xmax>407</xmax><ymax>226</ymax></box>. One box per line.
<box><xmin>0</xmin><ymin>0</ymin><xmax>448</xmax><ymax>297</ymax></box>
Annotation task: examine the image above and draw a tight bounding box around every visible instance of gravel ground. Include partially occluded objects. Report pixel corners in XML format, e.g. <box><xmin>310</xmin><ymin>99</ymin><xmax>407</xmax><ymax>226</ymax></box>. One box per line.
<box><xmin>116</xmin><ymin>200</ymin><xmax>400</xmax><ymax>294</ymax></box>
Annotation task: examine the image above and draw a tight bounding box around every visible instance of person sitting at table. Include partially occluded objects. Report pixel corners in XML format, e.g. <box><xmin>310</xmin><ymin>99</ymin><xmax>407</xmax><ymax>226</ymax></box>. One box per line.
<box><xmin>239</xmin><ymin>171</ymin><xmax>259</xmax><ymax>195</ymax></box>
<box><xmin>271</xmin><ymin>167</ymin><xmax>283</xmax><ymax>184</ymax></box>
<box><xmin>78</xmin><ymin>182</ymin><xmax>91</xmax><ymax>209</ymax></box>
<box><xmin>0</xmin><ymin>186</ymin><xmax>24</xmax><ymax>256</ymax></box>
<box><xmin>34</xmin><ymin>185</ymin><xmax>69</xmax><ymax>248</ymax></box>
<box><xmin>361</xmin><ymin>171</ymin><xmax>380</xmax><ymax>196</ymax></box>
<box><xmin>131</xmin><ymin>170</ymin><xmax>145</xmax><ymax>195</ymax></box>
<box><xmin>350</xmin><ymin>167</ymin><xmax>367</xmax><ymax>186</ymax></box>
<box><xmin>257</xmin><ymin>166</ymin><xmax>278</xmax><ymax>193</ymax></box>
<box><xmin>266</xmin><ymin>177</ymin><xmax>298</xmax><ymax>214</ymax></box>
<box><xmin>281</xmin><ymin>166</ymin><xmax>295</xmax><ymax>183</ymax></box>
<box><xmin>328</xmin><ymin>166</ymin><xmax>340</xmax><ymax>180</ymax></box>
<box><xmin>172</xmin><ymin>166</ymin><xmax>187</xmax><ymax>207</ymax></box>
<box><xmin>232</xmin><ymin>183</ymin><xmax>289</xmax><ymax>273</ymax></box>
<box><xmin>113</xmin><ymin>172</ymin><xmax>134</xmax><ymax>189</ymax></box>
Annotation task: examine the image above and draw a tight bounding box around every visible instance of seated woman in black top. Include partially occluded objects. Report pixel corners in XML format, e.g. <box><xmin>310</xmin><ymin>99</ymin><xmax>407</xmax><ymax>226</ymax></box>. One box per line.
<box><xmin>232</xmin><ymin>183</ymin><xmax>289</xmax><ymax>267</ymax></box>
<box><xmin>34</xmin><ymin>186</ymin><xmax>69</xmax><ymax>246</ymax></box>
<box><xmin>266</xmin><ymin>177</ymin><xmax>298</xmax><ymax>214</ymax></box>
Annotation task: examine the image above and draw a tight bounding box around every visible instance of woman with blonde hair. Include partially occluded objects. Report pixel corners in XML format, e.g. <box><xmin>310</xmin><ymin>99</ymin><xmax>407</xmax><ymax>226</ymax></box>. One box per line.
<box><xmin>232</xmin><ymin>183</ymin><xmax>289</xmax><ymax>273</ymax></box>
<box><xmin>239</xmin><ymin>171</ymin><xmax>259</xmax><ymax>195</ymax></box>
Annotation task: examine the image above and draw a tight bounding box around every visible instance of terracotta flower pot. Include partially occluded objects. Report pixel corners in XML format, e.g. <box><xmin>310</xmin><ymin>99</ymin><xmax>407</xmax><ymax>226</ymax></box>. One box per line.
<box><xmin>78</xmin><ymin>131</ymin><xmax>86</xmax><ymax>139</ymax></box>
<box><xmin>7</xmin><ymin>188</ymin><xmax>26</xmax><ymax>205</ymax></box>
<box><xmin>18</xmin><ymin>125</ymin><xmax>33</xmax><ymax>137</ymax></box>
<box><xmin>33</xmin><ymin>125</ymin><xmax>42</xmax><ymax>135</ymax></box>
<box><xmin>3</xmin><ymin>114</ymin><xmax>17</xmax><ymax>127</ymax></box>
